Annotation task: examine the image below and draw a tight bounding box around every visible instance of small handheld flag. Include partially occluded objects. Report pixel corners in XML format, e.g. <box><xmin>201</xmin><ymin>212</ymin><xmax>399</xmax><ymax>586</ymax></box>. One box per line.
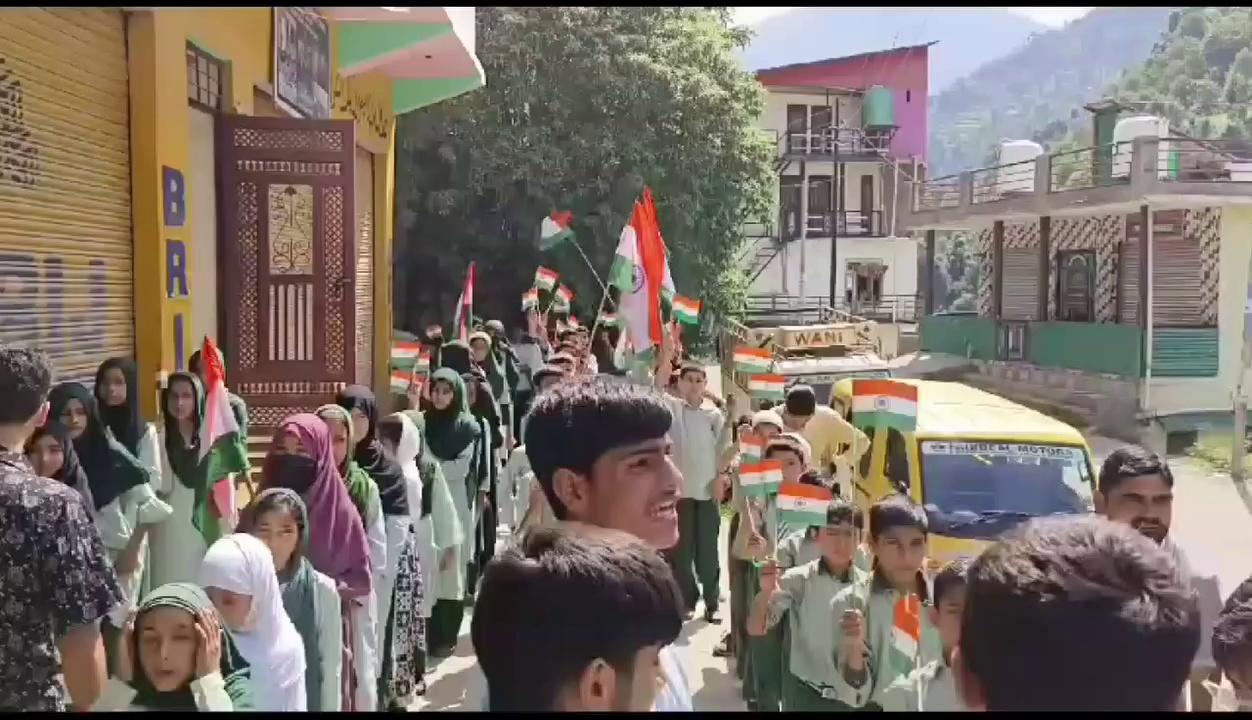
<box><xmin>775</xmin><ymin>482</ymin><xmax>833</xmax><ymax>527</ymax></box>
<box><xmin>553</xmin><ymin>284</ymin><xmax>574</xmax><ymax>310</ymax></box>
<box><xmin>740</xmin><ymin>460</ymin><xmax>783</xmax><ymax>498</ymax></box>
<box><xmin>673</xmin><ymin>296</ymin><xmax>701</xmax><ymax>325</ymax></box>
<box><xmin>733</xmin><ymin>347</ymin><xmax>774</xmax><ymax>374</ymax></box>
<box><xmin>598</xmin><ymin>311</ymin><xmax>620</xmax><ymax>328</ymax></box>
<box><xmin>390</xmin><ymin>370</ymin><xmax>414</xmax><ymax>393</ymax></box>
<box><xmin>851</xmin><ymin>379</ymin><xmax>919</xmax><ymax>432</ymax></box>
<box><xmin>739</xmin><ymin>435</ymin><xmax>765</xmax><ymax>462</ymax></box>
<box><xmin>748</xmin><ymin>374</ymin><xmax>786</xmax><ymax>402</ymax></box>
<box><xmin>534</xmin><ymin>266</ymin><xmax>559</xmax><ymax>291</ymax></box>
<box><xmin>522</xmin><ymin>288</ymin><xmax>539</xmax><ymax>311</ymax></box>
<box><xmin>539</xmin><ymin>211</ymin><xmax>575</xmax><ymax>250</ymax></box>
<box><xmin>890</xmin><ymin>593</ymin><xmax>923</xmax><ymax>675</ymax></box>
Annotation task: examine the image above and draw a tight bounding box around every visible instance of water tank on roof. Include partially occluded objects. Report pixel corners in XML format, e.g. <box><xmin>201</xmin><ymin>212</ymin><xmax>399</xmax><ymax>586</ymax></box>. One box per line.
<box><xmin>994</xmin><ymin>140</ymin><xmax>1043</xmax><ymax>195</ymax></box>
<box><xmin>1112</xmin><ymin>115</ymin><xmax>1170</xmax><ymax>179</ymax></box>
<box><xmin>862</xmin><ymin>86</ymin><xmax>895</xmax><ymax>129</ymax></box>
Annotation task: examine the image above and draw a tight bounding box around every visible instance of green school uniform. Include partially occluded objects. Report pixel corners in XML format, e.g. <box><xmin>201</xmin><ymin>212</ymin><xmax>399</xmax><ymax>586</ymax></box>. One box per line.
<box><xmin>765</xmin><ymin>557</ymin><xmax>868</xmax><ymax>711</ymax></box>
<box><xmin>879</xmin><ymin>659</ymin><xmax>965</xmax><ymax>711</ymax></box>
<box><xmin>830</xmin><ymin>572</ymin><xmax>944</xmax><ymax>709</ymax></box>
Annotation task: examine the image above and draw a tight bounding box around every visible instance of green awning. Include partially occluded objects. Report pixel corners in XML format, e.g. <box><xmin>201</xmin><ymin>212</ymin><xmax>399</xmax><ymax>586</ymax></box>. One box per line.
<box><xmin>337</xmin><ymin>21</ymin><xmax>453</xmax><ymax>76</ymax></box>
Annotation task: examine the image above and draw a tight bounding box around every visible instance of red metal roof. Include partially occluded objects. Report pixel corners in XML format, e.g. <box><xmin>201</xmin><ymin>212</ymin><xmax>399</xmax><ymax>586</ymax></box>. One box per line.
<box><xmin>754</xmin><ymin>42</ymin><xmax>937</xmax><ymax>83</ymax></box>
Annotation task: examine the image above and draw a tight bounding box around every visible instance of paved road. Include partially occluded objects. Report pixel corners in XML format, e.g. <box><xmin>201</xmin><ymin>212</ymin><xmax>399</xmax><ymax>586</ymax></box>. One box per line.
<box><xmin>413</xmin><ymin>434</ymin><xmax>1252</xmax><ymax>711</ymax></box>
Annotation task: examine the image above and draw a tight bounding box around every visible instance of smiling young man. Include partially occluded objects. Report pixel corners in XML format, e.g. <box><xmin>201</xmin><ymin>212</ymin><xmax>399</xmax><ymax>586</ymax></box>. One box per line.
<box><xmin>465</xmin><ymin>376</ymin><xmax>693</xmax><ymax>711</ymax></box>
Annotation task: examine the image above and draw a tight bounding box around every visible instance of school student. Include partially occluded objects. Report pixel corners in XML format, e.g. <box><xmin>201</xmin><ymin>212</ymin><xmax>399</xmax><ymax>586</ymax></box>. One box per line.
<box><xmin>92</xmin><ymin>583</ymin><xmax>252</xmax><ymax>711</ymax></box>
<box><xmin>952</xmin><ymin>515</ymin><xmax>1199</xmax><ymax>711</ymax></box>
<box><xmin>831</xmin><ymin>494</ymin><xmax>942</xmax><ymax>709</ymax></box>
<box><xmin>880</xmin><ymin>557</ymin><xmax>972</xmax><ymax>711</ymax></box>
<box><xmin>198</xmin><ymin>534</ymin><xmax>308</xmax><ymax>712</ymax></box>
<box><xmin>27</xmin><ymin>422</ymin><xmax>93</xmax><ymax>507</ymax></box>
<box><xmin>472</xmin><ymin>526</ymin><xmax>684</xmax><ymax>711</ymax></box>
<box><xmin>242</xmin><ymin>489</ymin><xmax>342</xmax><ymax>712</ymax></box>
<box><xmin>94</xmin><ymin>358</ymin><xmax>162</xmax><ymax>480</ymax></box>
<box><xmin>747</xmin><ymin>498</ymin><xmax>869</xmax><ymax>711</ymax></box>
<box><xmin>465</xmin><ymin>376</ymin><xmax>694</xmax><ymax>711</ymax></box>
<box><xmin>1204</xmin><ymin>576</ymin><xmax>1252</xmax><ymax>711</ymax></box>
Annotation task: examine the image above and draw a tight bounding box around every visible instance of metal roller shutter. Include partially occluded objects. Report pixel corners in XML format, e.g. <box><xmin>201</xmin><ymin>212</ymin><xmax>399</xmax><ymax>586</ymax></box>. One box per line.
<box><xmin>1119</xmin><ymin>241</ymin><xmax>1140</xmax><ymax>325</ymax></box>
<box><xmin>0</xmin><ymin>9</ymin><xmax>133</xmax><ymax>383</ymax></box>
<box><xmin>1000</xmin><ymin>246</ymin><xmax>1039</xmax><ymax>320</ymax></box>
<box><xmin>354</xmin><ymin>148</ymin><xmax>374</xmax><ymax>386</ymax></box>
<box><xmin>1153</xmin><ymin>239</ymin><xmax>1202</xmax><ymax>327</ymax></box>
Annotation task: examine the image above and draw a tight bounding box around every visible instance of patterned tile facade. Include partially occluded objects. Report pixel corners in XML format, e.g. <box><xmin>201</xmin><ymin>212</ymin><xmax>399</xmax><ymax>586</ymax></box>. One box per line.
<box><xmin>976</xmin><ymin>227</ymin><xmax>994</xmax><ymax>318</ymax></box>
<box><xmin>1188</xmin><ymin>207</ymin><xmax>1222</xmax><ymax>325</ymax></box>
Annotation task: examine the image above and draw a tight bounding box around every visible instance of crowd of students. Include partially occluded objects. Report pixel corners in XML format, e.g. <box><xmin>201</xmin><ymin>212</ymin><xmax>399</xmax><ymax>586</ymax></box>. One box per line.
<box><xmin>2</xmin><ymin>306</ymin><xmax>1251</xmax><ymax>713</ymax></box>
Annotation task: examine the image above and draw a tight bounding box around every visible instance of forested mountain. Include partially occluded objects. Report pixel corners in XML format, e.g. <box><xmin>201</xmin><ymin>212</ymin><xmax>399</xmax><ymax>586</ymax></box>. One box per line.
<box><xmin>1111</xmin><ymin>7</ymin><xmax>1252</xmax><ymax>142</ymax></box>
<box><xmin>739</xmin><ymin>8</ymin><xmax>1045</xmax><ymax>93</ymax></box>
<box><xmin>929</xmin><ymin>7</ymin><xmax>1172</xmax><ymax>176</ymax></box>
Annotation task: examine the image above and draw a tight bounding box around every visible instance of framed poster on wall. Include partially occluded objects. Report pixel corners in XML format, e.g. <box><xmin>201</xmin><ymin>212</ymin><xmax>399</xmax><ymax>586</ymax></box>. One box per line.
<box><xmin>273</xmin><ymin>6</ymin><xmax>331</xmax><ymax>119</ymax></box>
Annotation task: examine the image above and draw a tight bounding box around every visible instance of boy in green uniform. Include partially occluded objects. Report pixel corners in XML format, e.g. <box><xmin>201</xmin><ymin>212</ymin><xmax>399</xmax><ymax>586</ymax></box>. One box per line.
<box><xmin>880</xmin><ymin>557</ymin><xmax>971</xmax><ymax>711</ymax></box>
<box><xmin>831</xmin><ymin>494</ymin><xmax>942</xmax><ymax>709</ymax></box>
<box><xmin>742</xmin><ymin>433</ymin><xmax>811</xmax><ymax>711</ymax></box>
<box><xmin>748</xmin><ymin>499</ymin><xmax>869</xmax><ymax>711</ymax></box>
<box><xmin>725</xmin><ymin>411</ymin><xmax>783</xmax><ymax>680</ymax></box>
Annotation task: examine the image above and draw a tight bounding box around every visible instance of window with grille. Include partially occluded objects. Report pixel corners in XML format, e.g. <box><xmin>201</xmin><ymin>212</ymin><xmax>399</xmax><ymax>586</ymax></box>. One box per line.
<box><xmin>186</xmin><ymin>44</ymin><xmax>225</xmax><ymax>111</ymax></box>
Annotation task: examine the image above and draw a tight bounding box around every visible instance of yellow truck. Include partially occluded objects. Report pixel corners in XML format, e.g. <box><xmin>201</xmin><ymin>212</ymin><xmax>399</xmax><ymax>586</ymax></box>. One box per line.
<box><xmin>831</xmin><ymin>378</ymin><xmax>1096</xmax><ymax>564</ymax></box>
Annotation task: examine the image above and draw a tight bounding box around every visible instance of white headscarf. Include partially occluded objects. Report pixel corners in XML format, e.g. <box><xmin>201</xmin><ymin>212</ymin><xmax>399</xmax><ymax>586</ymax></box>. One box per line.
<box><xmin>199</xmin><ymin>533</ymin><xmax>308</xmax><ymax>711</ymax></box>
<box><xmin>386</xmin><ymin>411</ymin><xmax>424</xmax><ymax>524</ymax></box>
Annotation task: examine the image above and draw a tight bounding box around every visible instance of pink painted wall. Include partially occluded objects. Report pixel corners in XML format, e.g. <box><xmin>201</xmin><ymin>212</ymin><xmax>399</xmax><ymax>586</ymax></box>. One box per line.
<box><xmin>756</xmin><ymin>46</ymin><xmax>929</xmax><ymax>162</ymax></box>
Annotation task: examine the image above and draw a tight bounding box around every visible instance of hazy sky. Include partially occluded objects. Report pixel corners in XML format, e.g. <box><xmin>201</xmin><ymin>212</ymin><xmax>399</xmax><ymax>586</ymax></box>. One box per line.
<box><xmin>732</xmin><ymin>7</ymin><xmax>1096</xmax><ymax>28</ymax></box>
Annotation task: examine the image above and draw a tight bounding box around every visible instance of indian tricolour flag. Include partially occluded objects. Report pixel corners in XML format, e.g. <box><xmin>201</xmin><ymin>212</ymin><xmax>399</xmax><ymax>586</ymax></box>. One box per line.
<box><xmin>889</xmin><ymin>593</ymin><xmax>923</xmax><ymax>675</ymax></box>
<box><xmin>521</xmin><ymin>288</ymin><xmax>539</xmax><ymax>311</ymax></box>
<box><xmin>739</xmin><ymin>460</ymin><xmax>783</xmax><ymax>498</ymax></box>
<box><xmin>734</xmin><ymin>347</ymin><xmax>773</xmax><ymax>374</ymax></box>
<box><xmin>609</xmin><ymin>189</ymin><xmax>674</xmax><ymax>357</ymax></box>
<box><xmin>776</xmin><ymin>482</ymin><xmax>833</xmax><ymax>527</ymax></box>
<box><xmin>390</xmin><ymin>369</ymin><xmax>414</xmax><ymax>393</ymax></box>
<box><xmin>748</xmin><ymin>374</ymin><xmax>786</xmax><ymax>401</ymax></box>
<box><xmin>598</xmin><ymin>311</ymin><xmax>619</xmax><ymax>328</ymax></box>
<box><xmin>535</xmin><ymin>266</ymin><xmax>559</xmax><ymax>291</ymax></box>
<box><xmin>739</xmin><ymin>435</ymin><xmax>764</xmax><ymax>462</ymax></box>
<box><xmin>391</xmin><ymin>341</ymin><xmax>422</xmax><ymax>370</ymax></box>
<box><xmin>413</xmin><ymin>348</ymin><xmax>431</xmax><ymax>374</ymax></box>
<box><xmin>851</xmin><ymin>379</ymin><xmax>919</xmax><ymax>432</ymax></box>
<box><xmin>539</xmin><ymin>211</ymin><xmax>574</xmax><ymax>250</ymax></box>
<box><xmin>198</xmin><ymin>336</ymin><xmax>250</xmax><ymax>547</ymax></box>
<box><xmin>553</xmin><ymin>284</ymin><xmax>574</xmax><ymax>309</ymax></box>
<box><xmin>673</xmin><ymin>296</ymin><xmax>700</xmax><ymax>325</ymax></box>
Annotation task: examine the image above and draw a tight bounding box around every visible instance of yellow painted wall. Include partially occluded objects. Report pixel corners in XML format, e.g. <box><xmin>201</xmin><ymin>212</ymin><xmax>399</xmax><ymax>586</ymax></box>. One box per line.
<box><xmin>127</xmin><ymin>8</ymin><xmax>397</xmax><ymax>418</ymax></box>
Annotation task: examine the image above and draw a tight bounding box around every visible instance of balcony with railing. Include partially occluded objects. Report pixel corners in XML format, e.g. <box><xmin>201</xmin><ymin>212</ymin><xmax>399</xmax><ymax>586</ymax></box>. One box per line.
<box><xmin>780</xmin><ymin>209</ymin><xmax>888</xmax><ymax>239</ymax></box>
<box><xmin>904</xmin><ymin>135</ymin><xmax>1252</xmax><ymax>229</ymax></box>
<box><xmin>774</xmin><ymin>126</ymin><xmax>894</xmax><ymax>161</ymax></box>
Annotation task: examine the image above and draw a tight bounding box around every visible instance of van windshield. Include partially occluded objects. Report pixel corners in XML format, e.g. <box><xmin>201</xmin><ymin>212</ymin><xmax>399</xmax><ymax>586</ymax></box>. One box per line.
<box><xmin>920</xmin><ymin>441</ymin><xmax>1094</xmax><ymax>531</ymax></box>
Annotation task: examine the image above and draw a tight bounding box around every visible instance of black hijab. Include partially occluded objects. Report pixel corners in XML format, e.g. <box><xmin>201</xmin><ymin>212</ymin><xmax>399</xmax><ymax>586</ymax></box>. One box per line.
<box><xmin>48</xmin><ymin>382</ymin><xmax>149</xmax><ymax>511</ymax></box>
<box><xmin>95</xmin><ymin>357</ymin><xmax>144</xmax><ymax>455</ymax></box>
<box><xmin>27</xmin><ymin>421</ymin><xmax>91</xmax><ymax>503</ymax></box>
<box><xmin>463</xmin><ymin>370</ymin><xmax>503</xmax><ymax>451</ymax></box>
<box><xmin>439</xmin><ymin>340</ymin><xmax>474</xmax><ymax>376</ymax></box>
<box><xmin>335</xmin><ymin>385</ymin><xmax>408</xmax><ymax>516</ymax></box>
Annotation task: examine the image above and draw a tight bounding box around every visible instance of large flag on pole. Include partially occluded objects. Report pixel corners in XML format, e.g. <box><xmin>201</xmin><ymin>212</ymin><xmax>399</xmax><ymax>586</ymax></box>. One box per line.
<box><xmin>198</xmin><ymin>336</ymin><xmax>250</xmax><ymax>546</ymax></box>
<box><xmin>539</xmin><ymin>211</ymin><xmax>575</xmax><ymax>250</ymax></box>
<box><xmin>452</xmin><ymin>261</ymin><xmax>476</xmax><ymax>343</ymax></box>
<box><xmin>610</xmin><ymin>192</ymin><xmax>674</xmax><ymax>357</ymax></box>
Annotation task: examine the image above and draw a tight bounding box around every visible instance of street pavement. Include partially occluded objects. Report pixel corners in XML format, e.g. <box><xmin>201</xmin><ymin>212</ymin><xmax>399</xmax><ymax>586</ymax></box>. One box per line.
<box><xmin>412</xmin><ymin>433</ymin><xmax>1252</xmax><ymax>711</ymax></box>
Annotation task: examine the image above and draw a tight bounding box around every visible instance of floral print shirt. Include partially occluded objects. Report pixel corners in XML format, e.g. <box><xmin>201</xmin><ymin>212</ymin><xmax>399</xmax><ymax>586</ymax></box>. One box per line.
<box><xmin>0</xmin><ymin>451</ymin><xmax>121</xmax><ymax>711</ymax></box>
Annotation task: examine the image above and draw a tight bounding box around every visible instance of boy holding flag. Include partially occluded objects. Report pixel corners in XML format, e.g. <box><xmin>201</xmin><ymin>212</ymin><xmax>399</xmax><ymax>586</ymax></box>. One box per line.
<box><xmin>830</xmin><ymin>494</ymin><xmax>943</xmax><ymax>709</ymax></box>
<box><xmin>748</xmin><ymin>498</ymin><xmax>870</xmax><ymax>710</ymax></box>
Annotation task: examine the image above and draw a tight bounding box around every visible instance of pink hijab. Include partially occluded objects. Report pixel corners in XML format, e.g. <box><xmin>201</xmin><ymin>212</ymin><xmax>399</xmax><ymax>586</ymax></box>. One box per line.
<box><xmin>261</xmin><ymin>413</ymin><xmax>373</xmax><ymax>600</ymax></box>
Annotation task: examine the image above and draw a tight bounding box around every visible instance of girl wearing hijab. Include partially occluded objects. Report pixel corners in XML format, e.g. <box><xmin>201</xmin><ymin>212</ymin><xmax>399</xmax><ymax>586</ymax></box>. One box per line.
<box><xmin>422</xmin><ymin>368</ymin><xmax>484</xmax><ymax>656</ymax></box>
<box><xmin>315</xmin><ymin>402</ymin><xmax>386</xmax><ymax>712</ymax></box>
<box><xmin>91</xmin><ymin>583</ymin><xmax>253</xmax><ymax>711</ymax></box>
<box><xmin>199</xmin><ymin>534</ymin><xmax>307</xmax><ymax>712</ymax></box>
<box><xmin>261</xmin><ymin>413</ymin><xmax>375</xmax><ymax>711</ymax></box>
<box><xmin>463</xmin><ymin>370</ymin><xmax>503</xmax><ymax>587</ymax></box>
<box><xmin>95</xmin><ymin>357</ymin><xmax>162</xmax><ymax>476</ymax></box>
<box><xmin>400</xmin><ymin>409</ymin><xmax>463</xmax><ymax>690</ymax></box>
<box><xmin>148</xmin><ymin>373</ymin><xmax>232</xmax><ymax>589</ymax></box>
<box><xmin>27</xmin><ymin>421</ymin><xmax>94</xmax><ymax>509</ymax></box>
<box><xmin>242</xmin><ymin>488</ymin><xmax>343</xmax><ymax>712</ymax></box>
<box><xmin>374</xmin><ymin>412</ymin><xmax>427</xmax><ymax>706</ymax></box>
<box><xmin>331</xmin><ymin>387</ymin><xmax>412</xmax><ymax>708</ymax></box>
<box><xmin>49</xmin><ymin>382</ymin><xmax>172</xmax><ymax>666</ymax></box>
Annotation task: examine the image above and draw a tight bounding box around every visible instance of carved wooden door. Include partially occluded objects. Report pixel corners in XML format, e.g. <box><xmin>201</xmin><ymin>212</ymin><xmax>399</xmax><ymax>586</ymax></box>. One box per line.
<box><xmin>217</xmin><ymin>114</ymin><xmax>356</xmax><ymax>433</ymax></box>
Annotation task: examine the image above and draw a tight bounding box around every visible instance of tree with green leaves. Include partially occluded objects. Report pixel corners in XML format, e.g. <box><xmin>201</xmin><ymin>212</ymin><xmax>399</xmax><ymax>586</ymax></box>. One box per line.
<box><xmin>392</xmin><ymin>6</ymin><xmax>774</xmax><ymax>347</ymax></box>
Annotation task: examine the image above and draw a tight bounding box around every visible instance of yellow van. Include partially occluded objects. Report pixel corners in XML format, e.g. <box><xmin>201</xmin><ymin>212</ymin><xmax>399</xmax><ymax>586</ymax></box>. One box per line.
<box><xmin>831</xmin><ymin>378</ymin><xmax>1096</xmax><ymax>563</ymax></box>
